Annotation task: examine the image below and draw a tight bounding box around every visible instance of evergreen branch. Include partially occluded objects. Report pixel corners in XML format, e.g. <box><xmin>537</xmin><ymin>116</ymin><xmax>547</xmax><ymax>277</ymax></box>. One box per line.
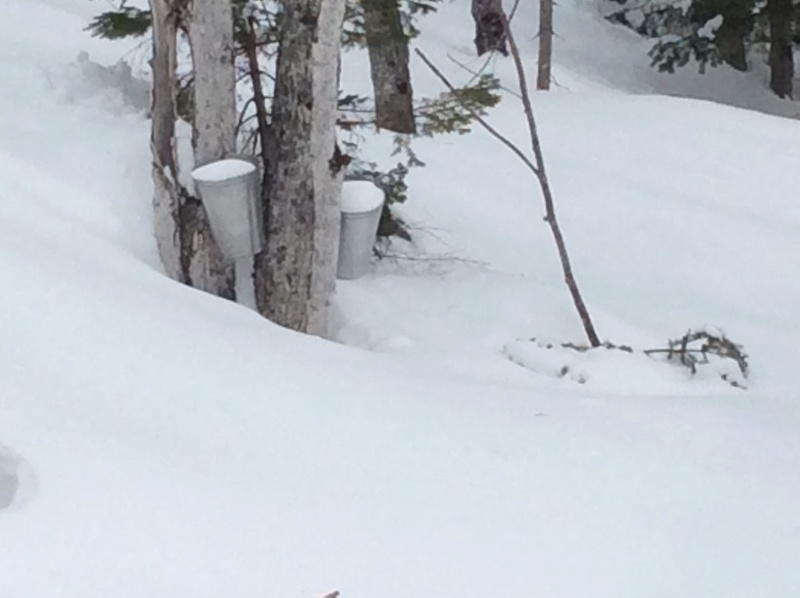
<box><xmin>414</xmin><ymin>49</ymin><xmax>539</xmax><ymax>175</ymax></box>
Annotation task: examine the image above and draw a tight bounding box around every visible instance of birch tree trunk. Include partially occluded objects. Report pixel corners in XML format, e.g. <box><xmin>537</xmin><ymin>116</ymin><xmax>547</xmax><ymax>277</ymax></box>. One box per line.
<box><xmin>254</xmin><ymin>0</ymin><xmax>346</xmax><ymax>335</ymax></box>
<box><xmin>183</xmin><ymin>0</ymin><xmax>236</xmax><ymax>299</ymax></box>
<box><xmin>150</xmin><ymin>0</ymin><xmax>183</xmax><ymax>282</ymax></box>
<box><xmin>188</xmin><ymin>0</ymin><xmax>237</xmax><ymax>165</ymax></box>
<box><xmin>362</xmin><ymin>0</ymin><xmax>416</xmax><ymax>134</ymax></box>
<box><xmin>308</xmin><ymin>0</ymin><xmax>347</xmax><ymax>336</ymax></box>
<box><xmin>536</xmin><ymin>0</ymin><xmax>553</xmax><ymax>90</ymax></box>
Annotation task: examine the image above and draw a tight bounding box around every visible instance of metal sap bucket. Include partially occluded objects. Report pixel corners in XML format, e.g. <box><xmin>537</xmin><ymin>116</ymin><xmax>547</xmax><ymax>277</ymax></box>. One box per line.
<box><xmin>337</xmin><ymin>180</ymin><xmax>385</xmax><ymax>280</ymax></box>
<box><xmin>191</xmin><ymin>158</ymin><xmax>263</xmax><ymax>260</ymax></box>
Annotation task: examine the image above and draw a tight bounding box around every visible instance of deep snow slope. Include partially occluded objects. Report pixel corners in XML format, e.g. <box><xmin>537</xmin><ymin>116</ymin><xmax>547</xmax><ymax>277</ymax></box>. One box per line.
<box><xmin>2</xmin><ymin>1</ymin><xmax>800</xmax><ymax>597</ymax></box>
<box><xmin>511</xmin><ymin>0</ymin><xmax>800</xmax><ymax>116</ymax></box>
<box><xmin>337</xmin><ymin>0</ymin><xmax>800</xmax><ymax>393</ymax></box>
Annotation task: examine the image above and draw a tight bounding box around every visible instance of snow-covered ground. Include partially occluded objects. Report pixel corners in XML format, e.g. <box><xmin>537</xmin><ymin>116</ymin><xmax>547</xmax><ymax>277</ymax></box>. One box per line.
<box><xmin>2</xmin><ymin>0</ymin><xmax>800</xmax><ymax>596</ymax></box>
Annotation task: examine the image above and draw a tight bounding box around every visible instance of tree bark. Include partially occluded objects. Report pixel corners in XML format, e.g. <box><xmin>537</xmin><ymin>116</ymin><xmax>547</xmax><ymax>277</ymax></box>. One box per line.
<box><xmin>694</xmin><ymin>0</ymin><xmax>751</xmax><ymax>71</ymax></box>
<box><xmin>308</xmin><ymin>0</ymin><xmax>347</xmax><ymax>337</ymax></box>
<box><xmin>536</xmin><ymin>0</ymin><xmax>553</xmax><ymax>90</ymax></box>
<box><xmin>362</xmin><ymin>0</ymin><xmax>416</xmax><ymax>134</ymax></box>
<box><xmin>188</xmin><ymin>0</ymin><xmax>237</xmax><ymax>165</ymax></box>
<box><xmin>182</xmin><ymin>0</ymin><xmax>237</xmax><ymax>299</ymax></box>
<box><xmin>149</xmin><ymin>0</ymin><xmax>235</xmax><ymax>300</ymax></box>
<box><xmin>178</xmin><ymin>198</ymin><xmax>236</xmax><ymax>300</ymax></box>
<box><xmin>767</xmin><ymin>0</ymin><xmax>794</xmax><ymax>98</ymax></box>
<box><xmin>715</xmin><ymin>19</ymin><xmax>749</xmax><ymax>71</ymax></box>
<box><xmin>471</xmin><ymin>0</ymin><xmax>508</xmax><ymax>57</ymax></box>
<box><xmin>149</xmin><ymin>0</ymin><xmax>183</xmax><ymax>282</ymax></box>
<box><xmin>254</xmin><ymin>0</ymin><xmax>346</xmax><ymax>335</ymax></box>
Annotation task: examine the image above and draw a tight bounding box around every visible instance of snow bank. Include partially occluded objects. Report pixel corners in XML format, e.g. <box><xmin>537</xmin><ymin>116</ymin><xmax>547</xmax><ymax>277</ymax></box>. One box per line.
<box><xmin>1</xmin><ymin>0</ymin><xmax>800</xmax><ymax>597</ymax></box>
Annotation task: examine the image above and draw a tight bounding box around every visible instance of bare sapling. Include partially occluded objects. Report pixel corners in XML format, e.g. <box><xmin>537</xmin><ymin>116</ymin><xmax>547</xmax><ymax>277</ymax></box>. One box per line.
<box><xmin>415</xmin><ymin>5</ymin><xmax>600</xmax><ymax>347</ymax></box>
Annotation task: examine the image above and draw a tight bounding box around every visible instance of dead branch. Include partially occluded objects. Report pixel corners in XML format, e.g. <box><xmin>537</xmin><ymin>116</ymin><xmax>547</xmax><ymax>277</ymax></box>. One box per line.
<box><xmin>644</xmin><ymin>330</ymin><xmax>749</xmax><ymax>378</ymax></box>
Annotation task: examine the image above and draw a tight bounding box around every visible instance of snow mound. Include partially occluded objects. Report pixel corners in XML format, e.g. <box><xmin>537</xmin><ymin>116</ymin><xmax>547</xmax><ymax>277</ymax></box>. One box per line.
<box><xmin>503</xmin><ymin>338</ymin><xmax>746</xmax><ymax>394</ymax></box>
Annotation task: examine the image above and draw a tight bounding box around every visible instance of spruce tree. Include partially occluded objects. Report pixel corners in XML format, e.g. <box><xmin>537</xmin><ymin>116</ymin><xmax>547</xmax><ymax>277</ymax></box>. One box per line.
<box><xmin>607</xmin><ymin>0</ymin><xmax>797</xmax><ymax>98</ymax></box>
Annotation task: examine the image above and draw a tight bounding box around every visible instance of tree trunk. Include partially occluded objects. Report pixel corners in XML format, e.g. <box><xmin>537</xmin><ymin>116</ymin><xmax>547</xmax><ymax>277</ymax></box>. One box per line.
<box><xmin>536</xmin><ymin>0</ymin><xmax>553</xmax><ymax>90</ymax></box>
<box><xmin>254</xmin><ymin>0</ymin><xmax>346</xmax><ymax>335</ymax></box>
<box><xmin>715</xmin><ymin>21</ymin><xmax>748</xmax><ymax>71</ymax></box>
<box><xmin>471</xmin><ymin>0</ymin><xmax>508</xmax><ymax>57</ymax></box>
<box><xmin>181</xmin><ymin>0</ymin><xmax>236</xmax><ymax>299</ymax></box>
<box><xmin>150</xmin><ymin>0</ymin><xmax>183</xmax><ymax>282</ymax></box>
<box><xmin>362</xmin><ymin>0</ymin><xmax>416</xmax><ymax>134</ymax></box>
<box><xmin>767</xmin><ymin>0</ymin><xmax>794</xmax><ymax>98</ymax></box>
<box><xmin>699</xmin><ymin>0</ymin><xmax>751</xmax><ymax>71</ymax></box>
<box><xmin>188</xmin><ymin>0</ymin><xmax>237</xmax><ymax>165</ymax></box>
<box><xmin>178</xmin><ymin>198</ymin><xmax>236</xmax><ymax>300</ymax></box>
<box><xmin>308</xmin><ymin>1</ymin><xmax>347</xmax><ymax>337</ymax></box>
<box><xmin>149</xmin><ymin>0</ymin><xmax>235</xmax><ymax>300</ymax></box>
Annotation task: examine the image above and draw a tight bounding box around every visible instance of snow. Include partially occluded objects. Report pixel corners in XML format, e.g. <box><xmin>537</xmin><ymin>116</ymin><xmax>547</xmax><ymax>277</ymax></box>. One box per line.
<box><xmin>341</xmin><ymin>180</ymin><xmax>384</xmax><ymax>213</ymax></box>
<box><xmin>0</xmin><ymin>444</ymin><xmax>20</xmax><ymax>509</ymax></box>
<box><xmin>698</xmin><ymin>15</ymin><xmax>724</xmax><ymax>39</ymax></box>
<box><xmin>2</xmin><ymin>0</ymin><xmax>800</xmax><ymax>596</ymax></box>
<box><xmin>192</xmin><ymin>158</ymin><xmax>257</xmax><ymax>183</ymax></box>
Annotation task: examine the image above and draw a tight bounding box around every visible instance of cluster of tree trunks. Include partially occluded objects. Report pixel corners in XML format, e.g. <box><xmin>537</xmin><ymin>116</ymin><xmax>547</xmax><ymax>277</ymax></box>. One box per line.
<box><xmin>149</xmin><ymin>0</ymin><xmax>347</xmax><ymax>336</ymax></box>
<box><xmin>692</xmin><ymin>0</ymin><xmax>794</xmax><ymax>97</ymax></box>
<box><xmin>147</xmin><ymin>0</ymin><xmax>793</xmax><ymax>340</ymax></box>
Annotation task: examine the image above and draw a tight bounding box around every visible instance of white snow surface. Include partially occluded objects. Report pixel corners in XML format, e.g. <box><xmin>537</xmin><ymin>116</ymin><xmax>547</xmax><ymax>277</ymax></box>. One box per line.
<box><xmin>341</xmin><ymin>180</ymin><xmax>385</xmax><ymax>213</ymax></box>
<box><xmin>2</xmin><ymin>0</ymin><xmax>800</xmax><ymax>596</ymax></box>
<box><xmin>192</xmin><ymin>158</ymin><xmax>257</xmax><ymax>183</ymax></box>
